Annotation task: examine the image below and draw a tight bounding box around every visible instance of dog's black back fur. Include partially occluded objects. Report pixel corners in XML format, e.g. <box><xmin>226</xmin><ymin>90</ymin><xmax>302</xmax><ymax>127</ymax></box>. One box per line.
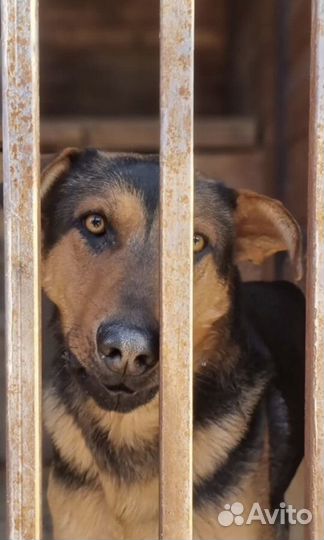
<box><xmin>242</xmin><ymin>281</ymin><xmax>305</xmax><ymax>506</ymax></box>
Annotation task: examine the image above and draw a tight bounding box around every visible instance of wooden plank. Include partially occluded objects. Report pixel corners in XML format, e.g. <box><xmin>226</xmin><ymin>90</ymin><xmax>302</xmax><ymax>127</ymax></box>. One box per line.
<box><xmin>39</xmin><ymin>26</ymin><xmax>225</xmax><ymax>52</ymax></box>
<box><xmin>0</xmin><ymin>150</ymin><xmax>264</xmax><ymax>189</ymax></box>
<box><xmin>84</xmin><ymin>117</ymin><xmax>256</xmax><ymax>150</ymax></box>
<box><xmin>40</xmin><ymin>120</ymin><xmax>84</xmax><ymax>150</ymax></box>
<box><xmin>285</xmin><ymin>138</ymin><xmax>309</xmax><ymax>230</ymax></box>
<box><xmin>195</xmin><ymin>150</ymin><xmax>266</xmax><ymax>192</ymax></box>
<box><xmin>285</xmin><ymin>83</ymin><xmax>310</xmax><ymax>145</ymax></box>
<box><xmin>29</xmin><ymin>116</ymin><xmax>257</xmax><ymax>151</ymax></box>
<box><xmin>287</xmin><ymin>0</ymin><xmax>311</xmax><ymax>66</ymax></box>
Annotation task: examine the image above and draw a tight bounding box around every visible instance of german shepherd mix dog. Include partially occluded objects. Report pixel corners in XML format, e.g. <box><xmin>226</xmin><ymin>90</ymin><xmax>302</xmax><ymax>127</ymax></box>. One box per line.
<box><xmin>42</xmin><ymin>148</ymin><xmax>305</xmax><ymax>540</ymax></box>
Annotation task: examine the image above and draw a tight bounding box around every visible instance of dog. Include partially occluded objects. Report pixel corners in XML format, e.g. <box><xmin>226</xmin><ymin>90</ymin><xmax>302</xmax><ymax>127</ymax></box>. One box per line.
<box><xmin>42</xmin><ymin>148</ymin><xmax>305</xmax><ymax>540</ymax></box>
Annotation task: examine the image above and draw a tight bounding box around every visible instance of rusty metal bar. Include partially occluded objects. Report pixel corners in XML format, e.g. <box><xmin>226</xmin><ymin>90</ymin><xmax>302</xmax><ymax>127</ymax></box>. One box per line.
<box><xmin>306</xmin><ymin>1</ymin><xmax>324</xmax><ymax>539</ymax></box>
<box><xmin>159</xmin><ymin>0</ymin><xmax>194</xmax><ymax>538</ymax></box>
<box><xmin>1</xmin><ymin>0</ymin><xmax>42</xmax><ymax>538</ymax></box>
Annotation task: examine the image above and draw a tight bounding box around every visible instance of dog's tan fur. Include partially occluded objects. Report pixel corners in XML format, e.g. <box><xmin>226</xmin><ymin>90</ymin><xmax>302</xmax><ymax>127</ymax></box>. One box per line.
<box><xmin>46</xmin><ymin>388</ymin><xmax>273</xmax><ymax>540</ymax></box>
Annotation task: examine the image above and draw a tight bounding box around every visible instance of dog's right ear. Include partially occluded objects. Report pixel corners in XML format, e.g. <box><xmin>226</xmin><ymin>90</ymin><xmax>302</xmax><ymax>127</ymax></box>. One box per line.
<box><xmin>41</xmin><ymin>147</ymin><xmax>81</xmax><ymax>199</ymax></box>
<box><xmin>233</xmin><ymin>189</ymin><xmax>303</xmax><ymax>281</ymax></box>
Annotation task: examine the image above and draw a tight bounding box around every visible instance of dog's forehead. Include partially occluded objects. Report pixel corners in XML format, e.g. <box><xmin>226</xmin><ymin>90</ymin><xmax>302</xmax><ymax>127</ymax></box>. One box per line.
<box><xmin>60</xmin><ymin>150</ymin><xmax>160</xmax><ymax>213</ymax></box>
<box><xmin>64</xmin><ymin>150</ymin><xmax>235</xmax><ymax>214</ymax></box>
<box><xmin>45</xmin><ymin>151</ymin><xmax>237</xmax><ymax>235</ymax></box>
<box><xmin>195</xmin><ymin>179</ymin><xmax>236</xmax><ymax>212</ymax></box>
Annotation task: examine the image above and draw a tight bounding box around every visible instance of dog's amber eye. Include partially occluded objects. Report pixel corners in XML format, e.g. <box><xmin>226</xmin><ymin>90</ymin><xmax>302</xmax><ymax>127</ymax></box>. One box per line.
<box><xmin>84</xmin><ymin>214</ymin><xmax>107</xmax><ymax>235</ymax></box>
<box><xmin>193</xmin><ymin>233</ymin><xmax>207</xmax><ymax>253</ymax></box>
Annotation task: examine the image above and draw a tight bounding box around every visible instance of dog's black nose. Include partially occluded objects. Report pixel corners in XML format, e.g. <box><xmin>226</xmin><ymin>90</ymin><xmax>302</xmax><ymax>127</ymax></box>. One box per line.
<box><xmin>97</xmin><ymin>322</ymin><xmax>158</xmax><ymax>376</ymax></box>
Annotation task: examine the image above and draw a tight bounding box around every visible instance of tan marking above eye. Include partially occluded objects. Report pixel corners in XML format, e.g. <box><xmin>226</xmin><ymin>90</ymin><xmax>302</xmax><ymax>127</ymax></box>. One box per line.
<box><xmin>193</xmin><ymin>233</ymin><xmax>207</xmax><ymax>253</ymax></box>
<box><xmin>84</xmin><ymin>213</ymin><xmax>107</xmax><ymax>235</ymax></box>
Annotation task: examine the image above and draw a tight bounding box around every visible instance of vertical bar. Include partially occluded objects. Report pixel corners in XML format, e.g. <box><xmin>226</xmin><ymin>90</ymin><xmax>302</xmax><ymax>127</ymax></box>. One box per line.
<box><xmin>159</xmin><ymin>1</ymin><xmax>194</xmax><ymax>539</ymax></box>
<box><xmin>1</xmin><ymin>0</ymin><xmax>42</xmax><ymax>538</ymax></box>
<box><xmin>306</xmin><ymin>1</ymin><xmax>324</xmax><ymax>539</ymax></box>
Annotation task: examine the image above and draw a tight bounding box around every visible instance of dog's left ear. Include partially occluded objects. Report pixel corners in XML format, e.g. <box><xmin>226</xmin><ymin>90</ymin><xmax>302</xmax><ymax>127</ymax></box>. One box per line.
<box><xmin>41</xmin><ymin>147</ymin><xmax>81</xmax><ymax>199</ymax></box>
<box><xmin>234</xmin><ymin>189</ymin><xmax>303</xmax><ymax>280</ymax></box>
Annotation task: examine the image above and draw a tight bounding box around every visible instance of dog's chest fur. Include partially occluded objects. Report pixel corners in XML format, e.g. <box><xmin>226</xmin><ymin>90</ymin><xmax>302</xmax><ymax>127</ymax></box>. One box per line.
<box><xmin>45</xmin><ymin>375</ymin><xmax>270</xmax><ymax>539</ymax></box>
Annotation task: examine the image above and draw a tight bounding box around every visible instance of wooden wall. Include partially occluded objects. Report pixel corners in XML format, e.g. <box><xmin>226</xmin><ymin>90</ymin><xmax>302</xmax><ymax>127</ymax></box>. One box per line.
<box><xmin>229</xmin><ymin>0</ymin><xmax>311</xmax><ymax>240</ymax></box>
<box><xmin>229</xmin><ymin>1</ymin><xmax>282</xmax><ymax>201</ymax></box>
<box><xmin>39</xmin><ymin>0</ymin><xmax>229</xmax><ymax>116</ymax></box>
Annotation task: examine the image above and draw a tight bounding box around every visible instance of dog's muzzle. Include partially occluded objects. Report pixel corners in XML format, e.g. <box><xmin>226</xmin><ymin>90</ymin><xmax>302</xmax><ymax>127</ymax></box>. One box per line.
<box><xmin>66</xmin><ymin>320</ymin><xmax>159</xmax><ymax>412</ymax></box>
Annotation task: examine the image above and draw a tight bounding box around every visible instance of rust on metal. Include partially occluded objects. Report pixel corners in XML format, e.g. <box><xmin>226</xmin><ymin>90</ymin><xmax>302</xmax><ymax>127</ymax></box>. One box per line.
<box><xmin>159</xmin><ymin>0</ymin><xmax>194</xmax><ymax>538</ymax></box>
<box><xmin>306</xmin><ymin>1</ymin><xmax>324</xmax><ymax>538</ymax></box>
<box><xmin>1</xmin><ymin>0</ymin><xmax>42</xmax><ymax>538</ymax></box>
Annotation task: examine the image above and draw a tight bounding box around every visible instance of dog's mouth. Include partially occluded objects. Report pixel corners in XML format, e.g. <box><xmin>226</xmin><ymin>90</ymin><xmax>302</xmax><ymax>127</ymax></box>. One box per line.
<box><xmin>64</xmin><ymin>350</ymin><xmax>158</xmax><ymax>412</ymax></box>
<box><xmin>69</xmin><ymin>361</ymin><xmax>136</xmax><ymax>395</ymax></box>
<box><xmin>104</xmin><ymin>382</ymin><xmax>135</xmax><ymax>395</ymax></box>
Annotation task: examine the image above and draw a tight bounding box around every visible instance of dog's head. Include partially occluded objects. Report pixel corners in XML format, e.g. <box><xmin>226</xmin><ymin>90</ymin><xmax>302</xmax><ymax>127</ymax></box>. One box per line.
<box><xmin>42</xmin><ymin>148</ymin><xmax>302</xmax><ymax>412</ymax></box>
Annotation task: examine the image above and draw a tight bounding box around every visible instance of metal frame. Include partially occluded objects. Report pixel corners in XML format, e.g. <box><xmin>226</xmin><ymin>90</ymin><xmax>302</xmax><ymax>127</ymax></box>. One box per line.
<box><xmin>306</xmin><ymin>1</ymin><xmax>324</xmax><ymax>539</ymax></box>
<box><xmin>1</xmin><ymin>0</ymin><xmax>42</xmax><ymax>538</ymax></box>
<box><xmin>3</xmin><ymin>0</ymin><xmax>324</xmax><ymax>539</ymax></box>
<box><xmin>160</xmin><ymin>0</ymin><xmax>194</xmax><ymax>538</ymax></box>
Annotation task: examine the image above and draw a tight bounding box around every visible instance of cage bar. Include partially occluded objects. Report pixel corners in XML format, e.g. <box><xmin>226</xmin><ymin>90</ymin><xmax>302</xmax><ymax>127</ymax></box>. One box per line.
<box><xmin>159</xmin><ymin>0</ymin><xmax>194</xmax><ymax>538</ymax></box>
<box><xmin>306</xmin><ymin>1</ymin><xmax>324</xmax><ymax>538</ymax></box>
<box><xmin>1</xmin><ymin>0</ymin><xmax>42</xmax><ymax>538</ymax></box>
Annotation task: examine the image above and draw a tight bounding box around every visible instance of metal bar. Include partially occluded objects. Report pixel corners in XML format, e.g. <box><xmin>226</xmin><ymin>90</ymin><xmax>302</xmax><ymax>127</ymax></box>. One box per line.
<box><xmin>1</xmin><ymin>0</ymin><xmax>42</xmax><ymax>538</ymax></box>
<box><xmin>306</xmin><ymin>1</ymin><xmax>324</xmax><ymax>539</ymax></box>
<box><xmin>159</xmin><ymin>0</ymin><xmax>194</xmax><ymax>538</ymax></box>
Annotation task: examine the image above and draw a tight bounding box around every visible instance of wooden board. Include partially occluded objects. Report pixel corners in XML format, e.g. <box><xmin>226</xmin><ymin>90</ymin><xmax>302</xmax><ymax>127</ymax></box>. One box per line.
<box><xmin>0</xmin><ymin>116</ymin><xmax>257</xmax><ymax>152</ymax></box>
<box><xmin>195</xmin><ymin>150</ymin><xmax>266</xmax><ymax>192</ymax></box>
<box><xmin>39</xmin><ymin>0</ymin><xmax>229</xmax><ymax>116</ymax></box>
